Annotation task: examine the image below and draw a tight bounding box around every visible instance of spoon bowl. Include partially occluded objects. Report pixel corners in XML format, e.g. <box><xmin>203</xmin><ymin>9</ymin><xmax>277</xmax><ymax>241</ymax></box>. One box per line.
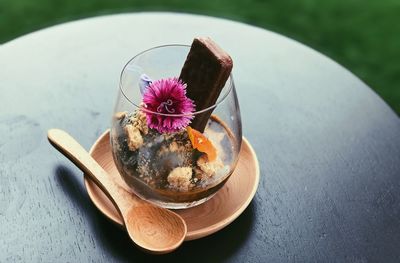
<box><xmin>126</xmin><ymin>205</ymin><xmax>187</xmax><ymax>252</ymax></box>
<box><xmin>48</xmin><ymin>129</ymin><xmax>187</xmax><ymax>254</ymax></box>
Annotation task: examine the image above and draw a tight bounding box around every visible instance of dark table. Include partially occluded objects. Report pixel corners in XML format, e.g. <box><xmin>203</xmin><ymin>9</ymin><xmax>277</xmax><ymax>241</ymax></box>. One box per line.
<box><xmin>1</xmin><ymin>13</ymin><xmax>399</xmax><ymax>262</ymax></box>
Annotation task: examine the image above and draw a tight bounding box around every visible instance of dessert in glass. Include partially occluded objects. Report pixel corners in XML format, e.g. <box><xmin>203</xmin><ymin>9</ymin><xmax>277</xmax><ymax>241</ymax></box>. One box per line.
<box><xmin>111</xmin><ymin>37</ymin><xmax>242</xmax><ymax>209</ymax></box>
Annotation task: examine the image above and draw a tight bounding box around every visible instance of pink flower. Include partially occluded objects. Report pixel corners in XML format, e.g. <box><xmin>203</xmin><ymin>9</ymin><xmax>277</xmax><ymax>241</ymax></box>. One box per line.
<box><xmin>142</xmin><ymin>77</ymin><xmax>195</xmax><ymax>133</ymax></box>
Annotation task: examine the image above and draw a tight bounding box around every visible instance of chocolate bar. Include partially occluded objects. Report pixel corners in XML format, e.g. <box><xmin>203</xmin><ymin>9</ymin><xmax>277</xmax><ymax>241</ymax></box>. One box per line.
<box><xmin>179</xmin><ymin>37</ymin><xmax>233</xmax><ymax>132</ymax></box>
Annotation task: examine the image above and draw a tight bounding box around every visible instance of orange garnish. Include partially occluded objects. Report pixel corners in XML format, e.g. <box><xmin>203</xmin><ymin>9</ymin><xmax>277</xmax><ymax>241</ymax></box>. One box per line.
<box><xmin>187</xmin><ymin>127</ymin><xmax>217</xmax><ymax>161</ymax></box>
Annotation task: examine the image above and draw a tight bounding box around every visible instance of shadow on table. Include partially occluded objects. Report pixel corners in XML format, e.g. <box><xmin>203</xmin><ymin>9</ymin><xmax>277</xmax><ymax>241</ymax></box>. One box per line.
<box><xmin>55</xmin><ymin>164</ymin><xmax>255</xmax><ymax>262</ymax></box>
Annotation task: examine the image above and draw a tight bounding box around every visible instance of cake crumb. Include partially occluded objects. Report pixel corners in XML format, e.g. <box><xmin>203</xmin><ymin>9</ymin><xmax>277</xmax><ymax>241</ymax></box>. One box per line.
<box><xmin>114</xmin><ymin>111</ymin><xmax>127</xmax><ymax>120</ymax></box>
<box><xmin>124</xmin><ymin>124</ymin><xmax>143</xmax><ymax>151</ymax></box>
<box><xmin>129</xmin><ymin>110</ymin><xmax>149</xmax><ymax>135</ymax></box>
<box><xmin>197</xmin><ymin>154</ymin><xmax>224</xmax><ymax>178</ymax></box>
<box><xmin>167</xmin><ymin>167</ymin><xmax>193</xmax><ymax>191</ymax></box>
<box><xmin>169</xmin><ymin>141</ymin><xmax>179</xmax><ymax>152</ymax></box>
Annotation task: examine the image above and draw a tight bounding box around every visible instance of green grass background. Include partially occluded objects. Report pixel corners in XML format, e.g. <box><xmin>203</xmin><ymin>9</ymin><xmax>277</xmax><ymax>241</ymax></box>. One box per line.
<box><xmin>1</xmin><ymin>0</ymin><xmax>399</xmax><ymax>114</ymax></box>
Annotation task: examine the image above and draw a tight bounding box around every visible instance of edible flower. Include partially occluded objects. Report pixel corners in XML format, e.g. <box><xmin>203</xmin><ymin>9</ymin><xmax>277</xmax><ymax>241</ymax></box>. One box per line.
<box><xmin>142</xmin><ymin>77</ymin><xmax>195</xmax><ymax>133</ymax></box>
<box><xmin>187</xmin><ymin>126</ymin><xmax>217</xmax><ymax>161</ymax></box>
<box><xmin>139</xmin><ymin>74</ymin><xmax>152</xmax><ymax>95</ymax></box>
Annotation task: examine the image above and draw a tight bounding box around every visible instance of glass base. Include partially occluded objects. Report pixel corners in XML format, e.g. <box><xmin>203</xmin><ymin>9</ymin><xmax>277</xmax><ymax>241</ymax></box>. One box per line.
<box><xmin>138</xmin><ymin>192</ymin><xmax>217</xmax><ymax>210</ymax></box>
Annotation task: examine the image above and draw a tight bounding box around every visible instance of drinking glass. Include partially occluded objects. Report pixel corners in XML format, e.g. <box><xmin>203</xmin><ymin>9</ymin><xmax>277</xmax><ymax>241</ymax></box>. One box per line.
<box><xmin>111</xmin><ymin>45</ymin><xmax>242</xmax><ymax>209</ymax></box>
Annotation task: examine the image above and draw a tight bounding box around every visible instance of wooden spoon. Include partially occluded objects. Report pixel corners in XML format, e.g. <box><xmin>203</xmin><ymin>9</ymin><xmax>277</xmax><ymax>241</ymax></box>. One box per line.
<box><xmin>47</xmin><ymin>129</ymin><xmax>187</xmax><ymax>254</ymax></box>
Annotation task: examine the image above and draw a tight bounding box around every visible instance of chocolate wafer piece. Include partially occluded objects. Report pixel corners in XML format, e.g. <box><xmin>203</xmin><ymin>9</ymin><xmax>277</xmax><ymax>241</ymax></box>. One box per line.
<box><xmin>179</xmin><ymin>37</ymin><xmax>233</xmax><ymax>132</ymax></box>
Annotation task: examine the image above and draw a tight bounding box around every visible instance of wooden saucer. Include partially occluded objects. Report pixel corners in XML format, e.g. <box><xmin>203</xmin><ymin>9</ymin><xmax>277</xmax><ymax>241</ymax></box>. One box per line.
<box><xmin>84</xmin><ymin>130</ymin><xmax>259</xmax><ymax>241</ymax></box>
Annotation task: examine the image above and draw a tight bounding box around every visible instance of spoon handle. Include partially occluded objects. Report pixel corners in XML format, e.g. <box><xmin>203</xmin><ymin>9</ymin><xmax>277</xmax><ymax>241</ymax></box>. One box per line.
<box><xmin>47</xmin><ymin>129</ymin><xmax>138</xmax><ymax>213</ymax></box>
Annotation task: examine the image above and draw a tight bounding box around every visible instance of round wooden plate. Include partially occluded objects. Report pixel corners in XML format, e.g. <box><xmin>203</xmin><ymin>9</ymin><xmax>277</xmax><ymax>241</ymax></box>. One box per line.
<box><xmin>84</xmin><ymin>130</ymin><xmax>259</xmax><ymax>241</ymax></box>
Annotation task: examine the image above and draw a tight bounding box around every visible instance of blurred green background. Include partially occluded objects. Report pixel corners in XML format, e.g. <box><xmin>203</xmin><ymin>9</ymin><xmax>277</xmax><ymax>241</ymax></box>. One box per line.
<box><xmin>1</xmin><ymin>0</ymin><xmax>399</xmax><ymax>114</ymax></box>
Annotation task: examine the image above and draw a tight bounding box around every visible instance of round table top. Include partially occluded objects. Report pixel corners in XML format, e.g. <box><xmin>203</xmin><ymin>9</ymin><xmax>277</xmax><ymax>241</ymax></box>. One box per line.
<box><xmin>1</xmin><ymin>12</ymin><xmax>399</xmax><ymax>262</ymax></box>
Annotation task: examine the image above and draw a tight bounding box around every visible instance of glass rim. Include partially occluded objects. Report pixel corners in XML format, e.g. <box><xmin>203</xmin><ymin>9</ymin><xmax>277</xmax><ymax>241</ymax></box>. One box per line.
<box><xmin>119</xmin><ymin>44</ymin><xmax>234</xmax><ymax>117</ymax></box>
